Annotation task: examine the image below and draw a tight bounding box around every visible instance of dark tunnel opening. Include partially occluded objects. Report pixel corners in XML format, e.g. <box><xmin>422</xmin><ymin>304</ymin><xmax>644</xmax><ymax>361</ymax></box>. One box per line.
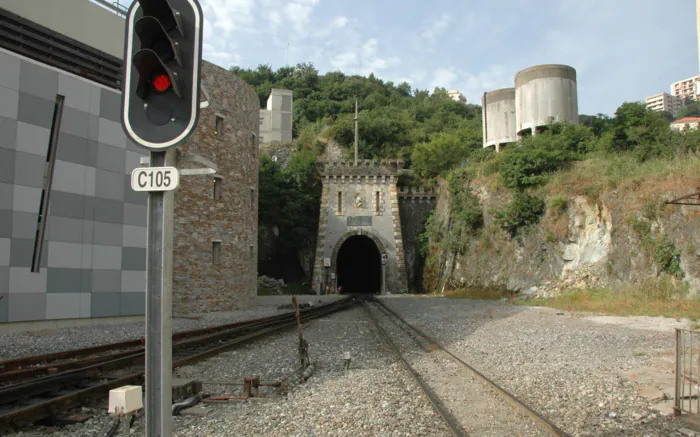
<box><xmin>336</xmin><ymin>235</ymin><xmax>381</xmax><ymax>294</ymax></box>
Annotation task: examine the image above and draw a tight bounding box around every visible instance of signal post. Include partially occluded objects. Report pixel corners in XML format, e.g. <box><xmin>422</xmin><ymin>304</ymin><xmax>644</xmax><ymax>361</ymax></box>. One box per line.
<box><xmin>120</xmin><ymin>0</ymin><xmax>203</xmax><ymax>435</ymax></box>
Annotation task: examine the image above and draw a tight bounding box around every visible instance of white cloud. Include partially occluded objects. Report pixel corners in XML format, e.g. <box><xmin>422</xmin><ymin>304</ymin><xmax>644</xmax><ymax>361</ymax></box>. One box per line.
<box><xmin>328</xmin><ymin>38</ymin><xmax>400</xmax><ymax>75</ymax></box>
<box><xmin>430</xmin><ymin>67</ymin><xmax>458</xmax><ymax>89</ymax></box>
<box><xmin>200</xmin><ymin>0</ymin><xmax>255</xmax><ymax>36</ymax></box>
<box><xmin>314</xmin><ymin>15</ymin><xmax>349</xmax><ymax>38</ymax></box>
<box><xmin>331</xmin><ymin>51</ymin><xmax>358</xmax><ymax>70</ymax></box>
<box><xmin>284</xmin><ymin>0</ymin><xmax>321</xmax><ymax>35</ymax></box>
<box><xmin>420</xmin><ymin>14</ymin><xmax>451</xmax><ymax>40</ymax></box>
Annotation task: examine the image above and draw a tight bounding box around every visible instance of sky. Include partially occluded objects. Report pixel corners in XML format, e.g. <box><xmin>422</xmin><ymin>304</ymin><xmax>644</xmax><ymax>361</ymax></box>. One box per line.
<box><xmin>118</xmin><ymin>0</ymin><xmax>699</xmax><ymax>116</ymax></box>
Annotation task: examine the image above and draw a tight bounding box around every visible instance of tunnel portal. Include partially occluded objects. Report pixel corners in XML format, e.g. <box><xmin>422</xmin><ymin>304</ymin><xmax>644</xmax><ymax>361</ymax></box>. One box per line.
<box><xmin>336</xmin><ymin>235</ymin><xmax>382</xmax><ymax>294</ymax></box>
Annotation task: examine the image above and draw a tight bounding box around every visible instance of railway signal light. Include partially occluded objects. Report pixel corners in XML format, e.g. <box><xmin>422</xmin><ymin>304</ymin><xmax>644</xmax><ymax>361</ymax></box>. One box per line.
<box><xmin>121</xmin><ymin>0</ymin><xmax>203</xmax><ymax>149</ymax></box>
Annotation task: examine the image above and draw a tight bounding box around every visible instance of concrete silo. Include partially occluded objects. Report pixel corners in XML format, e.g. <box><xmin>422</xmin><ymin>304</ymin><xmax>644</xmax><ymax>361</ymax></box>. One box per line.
<box><xmin>482</xmin><ymin>88</ymin><xmax>516</xmax><ymax>151</ymax></box>
<box><xmin>514</xmin><ymin>64</ymin><xmax>579</xmax><ymax>137</ymax></box>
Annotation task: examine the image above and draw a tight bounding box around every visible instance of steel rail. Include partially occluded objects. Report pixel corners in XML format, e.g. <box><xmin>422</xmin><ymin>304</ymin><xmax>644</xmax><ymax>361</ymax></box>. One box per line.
<box><xmin>0</xmin><ymin>297</ymin><xmax>358</xmax><ymax>431</ymax></box>
<box><xmin>0</xmin><ymin>308</ymin><xmax>317</xmax><ymax>376</ymax></box>
<box><xmin>0</xmin><ymin>299</ymin><xmax>354</xmax><ymax>403</ymax></box>
<box><xmin>361</xmin><ymin>301</ymin><xmax>466</xmax><ymax>437</ymax></box>
<box><xmin>373</xmin><ymin>298</ymin><xmax>569</xmax><ymax>437</ymax></box>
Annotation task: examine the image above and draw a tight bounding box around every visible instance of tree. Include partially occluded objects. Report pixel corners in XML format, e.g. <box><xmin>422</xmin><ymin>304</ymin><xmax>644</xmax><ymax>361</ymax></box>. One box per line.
<box><xmin>677</xmin><ymin>101</ymin><xmax>700</xmax><ymax>119</ymax></box>
<box><xmin>411</xmin><ymin>133</ymin><xmax>470</xmax><ymax>178</ymax></box>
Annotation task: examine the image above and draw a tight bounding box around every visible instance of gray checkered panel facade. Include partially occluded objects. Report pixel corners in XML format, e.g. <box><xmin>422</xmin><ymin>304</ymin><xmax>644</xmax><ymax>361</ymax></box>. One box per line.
<box><xmin>0</xmin><ymin>50</ymin><xmax>148</xmax><ymax>322</ymax></box>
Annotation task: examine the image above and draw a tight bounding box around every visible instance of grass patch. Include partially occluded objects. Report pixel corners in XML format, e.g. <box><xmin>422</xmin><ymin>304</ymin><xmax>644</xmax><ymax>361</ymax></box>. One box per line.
<box><xmin>444</xmin><ymin>286</ymin><xmax>514</xmax><ymax>300</ymax></box>
<box><xmin>546</xmin><ymin>154</ymin><xmax>699</xmax><ymax>198</ymax></box>
<box><xmin>516</xmin><ymin>277</ymin><xmax>700</xmax><ymax>319</ymax></box>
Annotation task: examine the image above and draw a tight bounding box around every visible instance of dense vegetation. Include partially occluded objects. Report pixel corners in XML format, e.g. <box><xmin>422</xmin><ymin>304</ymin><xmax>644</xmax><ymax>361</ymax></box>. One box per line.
<box><xmin>234</xmin><ymin>63</ymin><xmax>700</xmax><ymax>286</ymax></box>
<box><xmin>423</xmin><ymin>102</ymin><xmax>699</xmax><ymax>288</ymax></box>
<box><xmin>230</xmin><ymin>63</ymin><xmax>483</xmax><ymax>163</ymax></box>
<box><xmin>234</xmin><ymin>63</ymin><xmax>483</xmax><ymax>283</ymax></box>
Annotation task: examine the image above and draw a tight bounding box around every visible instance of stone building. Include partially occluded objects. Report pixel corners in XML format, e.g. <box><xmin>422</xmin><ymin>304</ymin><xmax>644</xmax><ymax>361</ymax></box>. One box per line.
<box><xmin>0</xmin><ymin>0</ymin><xmax>258</xmax><ymax>324</ymax></box>
<box><xmin>172</xmin><ymin>63</ymin><xmax>260</xmax><ymax>315</ymax></box>
<box><xmin>311</xmin><ymin>160</ymin><xmax>409</xmax><ymax>294</ymax></box>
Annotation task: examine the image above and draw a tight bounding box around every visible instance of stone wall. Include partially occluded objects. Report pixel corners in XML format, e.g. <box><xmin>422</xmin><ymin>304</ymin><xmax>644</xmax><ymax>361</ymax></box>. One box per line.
<box><xmin>399</xmin><ymin>192</ymin><xmax>437</xmax><ymax>292</ymax></box>
<box><xmin>172</xmin><ymin>62</ymin><xmax>260</xmax><ymax>315</ymax></box>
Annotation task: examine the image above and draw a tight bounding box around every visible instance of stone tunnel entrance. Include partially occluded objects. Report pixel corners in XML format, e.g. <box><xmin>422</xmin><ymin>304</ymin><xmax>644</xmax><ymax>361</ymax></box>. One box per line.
<box><xmin>336</xmin><ymin>235</ymin><xmax>382</xmax><ymax>294</ymax></box>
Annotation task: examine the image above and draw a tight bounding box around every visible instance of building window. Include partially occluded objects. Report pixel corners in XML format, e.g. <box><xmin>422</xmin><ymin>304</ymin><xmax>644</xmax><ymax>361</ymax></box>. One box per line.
<box><xmin>250</xmin><ymin>186</ymin><xmax>255</xmax><ymax>207</ymax></box>
<box><xmin>337</xmin><ymin>191</ymin><xmax>342</xmax><ymax>213</ymax></box>
<box><xmin>375</xmin><ymin>191</ymin><xmax>380</xmax><ymax>213</ymax></box>
<box><xmin>215</xmin><ymin>115</ymin><xmax>224</xmax><ymax>136</ymax></box>
<box><xmin>212</xmin><ymin>241</ymin><xmax>222</xmax><ymax>265</ymax></box>
<box><xmin>250</xmin><ymin>244</ymin><xmax>254</xmax><ymax>259</ymax></box>
<box><xmin>213</xmin><ymin>177</ymin><xmax>222</xmax><ymax>200</ymax></box>
<box><xmin>259</xmin><ymin>118</ymin><xmax>264</xmax><ymax>126</ymax></box>
<box><xmin>250</xmin><ymin>133</ymin><xmax>256</xmax><ymax>149</ymax></box>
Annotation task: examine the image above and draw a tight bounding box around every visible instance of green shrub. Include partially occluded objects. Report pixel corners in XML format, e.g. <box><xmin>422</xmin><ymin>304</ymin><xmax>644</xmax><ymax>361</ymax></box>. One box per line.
<box><xmin>411</xmin><ymin>133</ymin><xmax>469</xmax><ymax>178</ymax></box>
<box><xmin>654</xmin><ymin>237</ymin><xmax>684</xmax><ymax>279</ymax></box>
<box><xmin>493</xmin><ymin>192</ymin><xmax>546</xmax><ymax>237</ymax></box>
<box><xmin>500</xmin><ymin>138</ymin><xmax>572</xmax><ymax>190</ymax></box>
<box><xmin>549</xmin><ymin>195</ymin><xmax>567</xmax><ymax>215</ymax></box>
<box><xmin>447</xmin><ymin>169</ymin><xmax>484</xmax><ymax>235</ymax></box>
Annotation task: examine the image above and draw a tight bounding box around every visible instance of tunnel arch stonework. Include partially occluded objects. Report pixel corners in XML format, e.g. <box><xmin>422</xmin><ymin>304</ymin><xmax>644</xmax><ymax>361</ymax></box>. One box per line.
<box><xmin>312</xmin><ymin>160</ymin><xmax>409</xmax><ymax>294</ymax></box>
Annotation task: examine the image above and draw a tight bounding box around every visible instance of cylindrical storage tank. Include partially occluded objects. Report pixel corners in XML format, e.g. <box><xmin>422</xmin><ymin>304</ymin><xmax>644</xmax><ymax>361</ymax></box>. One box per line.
<box><xmin>482</xmin><ymin>88</ymin><xmax>516</xmax><ymax>149</ymax></box>
<box><xmin>514</xmin><ymin>64</ymin><xmax>578</xmax><ymax>137</ymax></box>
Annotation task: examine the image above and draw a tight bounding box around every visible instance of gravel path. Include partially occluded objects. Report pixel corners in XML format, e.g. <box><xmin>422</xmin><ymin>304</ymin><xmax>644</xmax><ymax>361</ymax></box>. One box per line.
<box><xmin>379</xmin><ymin>297</ymin><xmax>687</xmax><ymax>437</ymax></box>
<box><xmin>15</xmin><ymin>306</ymin><xmax>450</xmax><ymax>437</ymax></box>
<box><xmin>365</xmin><ymin>301</ymin><xmax>548</xmax><ymax>436</ymax></box>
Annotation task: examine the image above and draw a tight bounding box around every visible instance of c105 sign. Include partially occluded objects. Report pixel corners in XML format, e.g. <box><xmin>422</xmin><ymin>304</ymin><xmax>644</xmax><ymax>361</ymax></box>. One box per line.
<box><xmin>131</xmin><ymin>167</ymin><xmax>180</xmax><ymax>192</ymax></box>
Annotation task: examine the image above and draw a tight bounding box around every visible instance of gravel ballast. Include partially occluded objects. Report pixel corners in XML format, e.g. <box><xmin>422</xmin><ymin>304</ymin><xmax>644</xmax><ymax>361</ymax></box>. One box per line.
<box><xmin>380</xmin><ymin>297</ymin><xmax>687</xmax><ymax>436</ymax></box>
<box><xmin>3</xmin><ymin>296</ymin><xmax>696</xmax><ymax>436</ymax></box>
<box><xmin>15</xmin><ymin>306</ymin><xmax>450</xmax><ymax>436</ymax></box>
<box><xmin>365</xmin><ymin>301</ymin><xmax>549</xmax><ymax>436</ymax></box>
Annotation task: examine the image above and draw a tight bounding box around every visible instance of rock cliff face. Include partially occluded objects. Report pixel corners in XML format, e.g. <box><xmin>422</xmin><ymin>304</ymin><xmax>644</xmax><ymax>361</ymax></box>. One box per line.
<box><xmin>426</xmin><ymin>178</ymin><xmax>700</xmax><ymax>296</ymax></box>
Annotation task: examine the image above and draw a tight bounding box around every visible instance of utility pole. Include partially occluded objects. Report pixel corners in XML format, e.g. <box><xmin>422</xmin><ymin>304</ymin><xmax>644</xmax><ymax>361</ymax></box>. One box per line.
<box><xmin>354</xmin><ymin>97</ymin><xmax>359</xmax><ymax>165</ymax></box>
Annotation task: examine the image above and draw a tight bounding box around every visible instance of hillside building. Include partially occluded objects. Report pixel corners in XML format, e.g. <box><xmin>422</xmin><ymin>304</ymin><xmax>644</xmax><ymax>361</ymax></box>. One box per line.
<box><xmin>259</xmin><ymin>88</ymin><xmax>293</xmax><ymax>145</ymax></box>
<box><xmin>671</xmin><ymin>75</ymin><xmax>700</xmax><ymax>103</ymax></box>
<box><xmin>447</xmin><ymin>90</ymin><xmax>467</xmax><ymax>104</ymax></box>
<box><xmin>646</xmin><ymin>92</ymin><xmax>684</xmax><ymax>117</ymax></box>
<box><xmin>671</xmin><ymin>116</ymin><xmax>700</xmax><ymax>131</ymax></box>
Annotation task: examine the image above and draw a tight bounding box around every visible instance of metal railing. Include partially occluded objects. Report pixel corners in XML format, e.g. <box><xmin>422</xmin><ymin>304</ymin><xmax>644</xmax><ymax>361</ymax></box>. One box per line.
<box><xmin>675</xmin><ymin>329</ymin><xmax>700</xmax><ymax>416</ymax></box>
<box><xmin>89</xmin><ymin>0</ymin><xmax>130</xmax><ymax>17</ymax></box>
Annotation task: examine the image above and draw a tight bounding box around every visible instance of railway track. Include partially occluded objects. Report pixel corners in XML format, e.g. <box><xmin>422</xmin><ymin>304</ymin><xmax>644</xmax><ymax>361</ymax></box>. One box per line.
<box><xmin>0</xmin><ymin>296</ymin><xmax>359</xmax><ymax>432</ymax></box>
<box><xmin>363</xmin><ymin>297</ymin><xmax>569</xmax><ymax>437</ymax></box>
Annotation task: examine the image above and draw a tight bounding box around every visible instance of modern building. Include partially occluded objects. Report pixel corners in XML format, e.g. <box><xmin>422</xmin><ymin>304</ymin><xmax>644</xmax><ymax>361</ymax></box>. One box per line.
<box><xmin>447</xmin><ymin>90</ymin><xmax>467</xmax><ymax>104</ymax></box>
<box><xmin>671</xmin><ymin>75</ymin><xmax>700</xmax><ymax>103</ymax></box>
<box><xmin>0</xmin><ymin>0</ymin><xmax>259</xmax><ymax>324</ymax></box>
<box><xmin>671</xmin><ymin>116</ymin><xmax>700</xmax><ymax>131</ymax></box>
<box><xmin>259</xmin><ymin>88</ymin><xmax>293</xmax><ymax>144</ymax></box>
<box><xmin>646</xmin><ymin>92</ymin><xmax>684</xmax><ymax>117</ymax></box>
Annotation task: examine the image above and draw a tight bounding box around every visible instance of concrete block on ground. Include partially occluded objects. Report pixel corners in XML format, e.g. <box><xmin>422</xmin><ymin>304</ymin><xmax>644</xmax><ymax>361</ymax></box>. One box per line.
<box><xmin>108</xmin><ymin>385</ymin><xmax>143</xmax><ymax>414</ymax></box>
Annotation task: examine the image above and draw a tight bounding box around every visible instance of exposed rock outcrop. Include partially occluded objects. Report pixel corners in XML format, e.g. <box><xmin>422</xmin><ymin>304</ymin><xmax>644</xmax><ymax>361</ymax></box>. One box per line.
<box><xmin>425</xmin><ymin>178</ymin><xmax>699</xmax><ymax>296</ymax></box>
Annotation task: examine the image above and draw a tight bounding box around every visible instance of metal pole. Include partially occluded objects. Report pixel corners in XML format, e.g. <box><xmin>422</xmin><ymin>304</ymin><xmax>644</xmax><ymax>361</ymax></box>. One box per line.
<box><xmin>354</xmin><ymin>97</ymin><xmax>359</xmax><ymax>165</ymax></box>
<box><xmin>675</xmin><ymin>329</ymin><xmax>681</xmax><ymax>416</ymax></box>
<box><xmin>145</xmin><ymin>149</ymin><xmax>176</xmax><ymax>437</ymax></box>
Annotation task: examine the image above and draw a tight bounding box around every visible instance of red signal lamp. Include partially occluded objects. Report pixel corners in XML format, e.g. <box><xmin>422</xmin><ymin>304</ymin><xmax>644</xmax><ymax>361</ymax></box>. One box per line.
<box><xmin>152</xmin><ymin>73</ymin><xmax>171</xmax><ymax>92</ymax></box>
